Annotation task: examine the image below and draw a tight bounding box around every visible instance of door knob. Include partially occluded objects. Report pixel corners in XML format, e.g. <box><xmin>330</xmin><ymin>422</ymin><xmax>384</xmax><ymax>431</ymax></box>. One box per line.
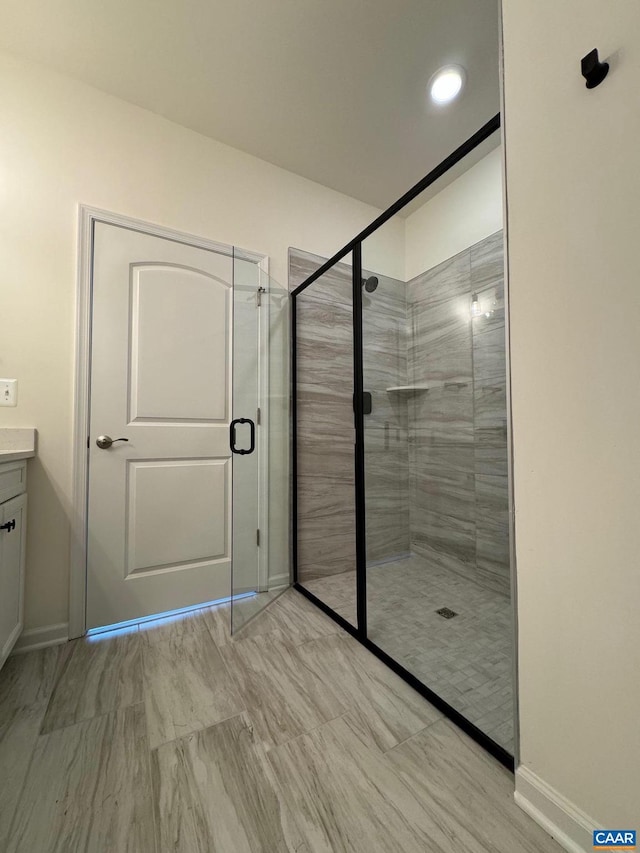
<box><xmin>96</xmin><ymin>435</ymin><xmax>129</xmax><ymax>449</ymax></box>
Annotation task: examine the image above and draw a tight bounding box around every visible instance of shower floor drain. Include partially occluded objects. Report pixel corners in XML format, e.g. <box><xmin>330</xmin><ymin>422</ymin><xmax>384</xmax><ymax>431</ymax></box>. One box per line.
<box><xmin>435</xmin><ymin>607</ymin><xmax>458</xmax><ymax>619</ymax></box>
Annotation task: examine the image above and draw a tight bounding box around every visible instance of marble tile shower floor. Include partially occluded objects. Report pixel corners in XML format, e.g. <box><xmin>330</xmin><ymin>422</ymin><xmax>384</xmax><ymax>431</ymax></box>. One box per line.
<box><xmin>0</xmin><ymin>588</ymin><xmax>556</xmax><ymax>852</ymax></box>
<box><xmin>302</xmin><ymin>554</ymin><xmax>514</xmax><ymax>754</ymax></box>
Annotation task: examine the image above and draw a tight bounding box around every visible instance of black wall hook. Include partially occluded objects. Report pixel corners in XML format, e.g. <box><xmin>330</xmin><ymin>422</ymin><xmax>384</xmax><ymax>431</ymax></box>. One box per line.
<box><xmin>581</xmin><ymin>48</ymin><xmax>609</xmax><ymax>89</ymax></box>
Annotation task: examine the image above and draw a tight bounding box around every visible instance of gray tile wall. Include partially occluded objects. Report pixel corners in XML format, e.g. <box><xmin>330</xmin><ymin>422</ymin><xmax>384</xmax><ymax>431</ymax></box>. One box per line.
<box><xmin>407</xmin><ymin>231</ymin><xmax>509</xmax><ymax>596</ymax></box>
<box><xmin>290</xmin><ymin>251</ymin><xmax>357</xmax><ymax>588</ymax></box>
<box><xmin>362</xmin><ymin>269</ymin><xmax>410</xmax><ymax>563</ymax></box>
<box><xmin>290</xmin><ymin>249</ymin><xmax>409</xmax><ymax>586</ymax></box>
<box><xmin>290</xmin><ymin>232</ymin><xmax>509</xmax><ymax>597</ymax></box>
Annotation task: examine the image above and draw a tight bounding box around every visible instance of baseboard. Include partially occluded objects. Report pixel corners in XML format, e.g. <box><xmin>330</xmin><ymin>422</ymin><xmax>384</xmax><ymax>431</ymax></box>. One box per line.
<box><xmin>11</xmin><ymin>622</ymin><xmax>69</xmax><ymax>654</ymax></box>
<box><xmin>268</xmin><ymin>572</ymin><xmax>291</xmax><ymax>589</ymax></box>
<box><xmin>1</xmin><ymin>620</ymin><xmax>23</xmax><ymax>668</ymax></box>
<box><xmin>515</xmin><ymin>765</ymin><xmax>597</xmax><ymax>853</ymax></box>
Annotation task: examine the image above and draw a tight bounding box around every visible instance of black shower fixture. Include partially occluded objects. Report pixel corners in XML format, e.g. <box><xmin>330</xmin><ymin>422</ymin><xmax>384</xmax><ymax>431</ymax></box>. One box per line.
<box><xmin>581</xmin><ymin>48</ymin><xmax>609</xmax><ymax>89</ymax></box>
<box><xmin>362</xmin><ymin>275</ymin><xmax>379</xmax><ymax>293</ymax></box>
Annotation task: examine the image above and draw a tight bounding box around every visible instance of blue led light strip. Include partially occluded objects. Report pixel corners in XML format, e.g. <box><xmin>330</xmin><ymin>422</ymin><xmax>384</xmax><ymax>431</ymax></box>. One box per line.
<box><xmin>86</xmin><ymin>592</ymin><xmax>256</xmax><ymax>639</ymax></box>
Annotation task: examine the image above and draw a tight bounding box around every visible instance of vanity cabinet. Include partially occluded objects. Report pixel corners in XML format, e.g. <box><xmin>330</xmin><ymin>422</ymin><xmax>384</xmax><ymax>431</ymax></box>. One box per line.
<box><xmin>0</xmin><ymin>460</ymin><xmax>27</xmax><ymax>669</ymax></box>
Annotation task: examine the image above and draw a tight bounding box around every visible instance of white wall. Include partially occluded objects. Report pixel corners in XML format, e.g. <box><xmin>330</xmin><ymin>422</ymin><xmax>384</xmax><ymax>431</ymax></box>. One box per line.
<box><xmin>0</xmin><ymin>50</ymin><xmax>404</xmax><ymax>634</ymax></box>
<box><xmin>404</xmin><ymin>146</ymin><xmax>503</xmax><ymax>280</ymax></box>
<box><xmin>503</xmin><ymin>0</ymin><xmax>640</xmax><ymax>837</ymax></box>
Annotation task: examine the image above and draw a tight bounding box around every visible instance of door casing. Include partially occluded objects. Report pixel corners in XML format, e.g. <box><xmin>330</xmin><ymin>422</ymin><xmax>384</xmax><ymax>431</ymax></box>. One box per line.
<box><xmin>70</xmin><ymin>206</ymin><xmax>270</xmax><ymax>638</ymax></box>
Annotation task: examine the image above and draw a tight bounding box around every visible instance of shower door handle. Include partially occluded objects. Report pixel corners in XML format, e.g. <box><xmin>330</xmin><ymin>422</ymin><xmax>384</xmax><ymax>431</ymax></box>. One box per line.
<box><xmin>353</xmin><ymin>391</ymin><xmax>373</xmax><ymax>415</ymax></box>
<box><xmin>230</xmin><ymin>418</ymin><xmax>256</xmax><ymax>455</ymax></box>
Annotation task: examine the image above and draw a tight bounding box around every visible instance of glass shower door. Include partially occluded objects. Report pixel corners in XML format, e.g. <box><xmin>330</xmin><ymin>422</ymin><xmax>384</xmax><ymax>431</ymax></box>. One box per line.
<box><xmin>230</xmin><ymin>256</ymin><xmax>290</xmax><ymax>634</ymax></box>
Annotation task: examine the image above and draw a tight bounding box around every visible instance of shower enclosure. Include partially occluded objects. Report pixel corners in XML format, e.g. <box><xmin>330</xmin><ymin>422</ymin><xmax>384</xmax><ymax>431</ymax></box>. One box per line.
<box><xmin>291</xmin><ymin>115</ymin><xmax>515</xmax><ymax>767</ymax></box>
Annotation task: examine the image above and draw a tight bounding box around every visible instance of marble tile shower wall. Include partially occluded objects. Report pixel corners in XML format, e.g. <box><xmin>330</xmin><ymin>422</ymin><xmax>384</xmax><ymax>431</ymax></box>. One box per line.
<box><xmin>362</xmin><ymin>271</ymin><xmax>410</xmax><ymax>563</ymax></box>
<box><xmin>406</xmin><ymin>231</ymin><xmax>509</xmax><ymax>596</ymax></box>
<box><xmin>290</xmin><ymin>249</ymin><xmax>409</xmax><ymax>584</ymax></box>
<box><xmin>290</xmin><ymin>250</ymin><xmax>356</xmax><ymax>584</ymax></box>
<box><xmin>290</xmin><ymin>233</ymin><xmax>508</xmax><ymax>595</ymax></box>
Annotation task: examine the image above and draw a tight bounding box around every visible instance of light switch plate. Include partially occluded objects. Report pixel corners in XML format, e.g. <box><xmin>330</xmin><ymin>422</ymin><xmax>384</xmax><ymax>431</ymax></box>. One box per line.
<box><xmin>0</xmin><ymin>379</ymin><xmax>18</xmax><ymax>407</ymax></box>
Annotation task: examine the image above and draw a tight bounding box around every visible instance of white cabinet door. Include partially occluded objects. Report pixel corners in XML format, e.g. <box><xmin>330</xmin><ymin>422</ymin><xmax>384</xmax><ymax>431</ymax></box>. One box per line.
<box><xmin>0</xmin><ymin>493</ymin><xmax>26</xmax><ymax>668</ymax></box>
<box><xmin>86</xmin><ymin>223</ymin><xmax>244</xmax><ymax>630</ymax></box>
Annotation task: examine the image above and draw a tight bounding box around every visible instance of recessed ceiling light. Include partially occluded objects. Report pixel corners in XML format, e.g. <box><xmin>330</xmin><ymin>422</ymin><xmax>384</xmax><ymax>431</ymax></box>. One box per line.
<box><xmin>429</xmin><ymin>65</ymin><xmax>466</xmax><ymax>105</ymax></box>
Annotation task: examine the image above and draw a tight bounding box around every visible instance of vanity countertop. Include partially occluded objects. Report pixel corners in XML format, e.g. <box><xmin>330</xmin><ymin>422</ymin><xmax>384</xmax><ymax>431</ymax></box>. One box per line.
<box><xmin>0</xmin><ymin>428</ymin><xmax>37</xmax><ymax>462</ymax></box>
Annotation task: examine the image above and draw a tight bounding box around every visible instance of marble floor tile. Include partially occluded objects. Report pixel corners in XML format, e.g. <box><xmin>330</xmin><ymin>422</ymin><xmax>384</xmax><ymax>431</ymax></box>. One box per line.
<box><xmin>229</xmin><ymin>588</ymin><xmax>289</xmax><ymax>637</ymax></box>
<box><xmin>138</xmin><ymin>605</ymin><xmax>212</xmax><ymax>646</ymax></box>
<box><xmin>307</xmin><ymin>555</ymin><xmax>514</xmax><ymax>753</ymax></box>
<box><xmin>142</xmin><ymin>628</ymin><xmax>243</xmax><ymax>749</ymax></box>
<box><xmin>7</xmin><ymin>703</ymin><xmax>155</xmax><ymax>853</ymax></box>
<box><xmin>270</xmin><ymin>588</ymin><xmax>344</xmax><ymax>644</ymax></box>
<box><xmin>0</xmin><ymin>645</ymin><xmax>60</xmax><ymax>711</ymax></box>
<box><xmin>0</xmin><ymin>587</ymin><xmax>556</xmax><ymax>852</ymax></box>
<box><xmin>219</xmin><ymin>631</ymin><xmax>346</xmax><ymax>750</ymax></box>
<box><xmin>268</xmin><ymin>712</ymin><xmax>463</xmax><ymax>853</ymax></box>
<box><xmin>297</xmin><ymin>634</ymin><xmax>441</xmax><ymax>752</ymax></box>
<box><xmin>151</xmin><ymin>712</ymin><xmax>305</xmax><ymax>853</ymax></box>
<box><xmin>203</xmin><ymin>597</ymin><xmax>284</xmax><ymax>647</ymax></box>
<box><xmin>387</xmin><ymin>719</ymin><xmax>561</xmax><ymax>853</ymax></box>
<box><xmin>301</xmin><ymin>575</ymin><xmax>359</xmax><ymax>628</ymax></box>
<box><xmin>0</xmin><ymin>647</ymin><xmax>77</xmax><ymax>845</ymax></box>
<box><xmin>301</xmin><ymin>571</ymin><xmax>358</xmax><ymax>611</ymax></box>
<box><xmin>332</xmin><ymin>599</ymin><xmax>359</xmax><ymax>626</ymax></box>
<box><xmin>0</xmin><ymin>701</ymin><xmax>46</xmax><ymax>849</ymax></box>
<box><xmin>41</xmin><ymin>631</ymin><xmax>142</xmax><ymax>734</ymax></box>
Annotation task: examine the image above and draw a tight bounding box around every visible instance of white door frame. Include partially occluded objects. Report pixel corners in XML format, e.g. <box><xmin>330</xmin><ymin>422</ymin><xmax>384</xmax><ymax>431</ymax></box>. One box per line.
<box><xmin>70</xmin><ymin>206</ymin><xmax>270</xmax><ymax>638</ymax></box>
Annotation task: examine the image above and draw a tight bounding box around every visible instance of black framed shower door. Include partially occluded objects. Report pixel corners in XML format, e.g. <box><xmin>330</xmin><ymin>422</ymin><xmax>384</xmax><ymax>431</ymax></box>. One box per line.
<box><xmin>290</xmin><ymin>113</ymin><xmax>514</xmax><ymax>771</ymax></box>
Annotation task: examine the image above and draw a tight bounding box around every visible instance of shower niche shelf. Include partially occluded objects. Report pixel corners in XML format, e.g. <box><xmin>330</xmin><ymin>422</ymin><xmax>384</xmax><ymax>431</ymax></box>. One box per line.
<box><xmin>386</xmin><ymin>385</ymin><xmax>429</xmax><ymax>393</ymax></box>
<box><xmin>386</xmin><ymin>381</ymin><xmax>468</xmax><ymax>393</ymax></box>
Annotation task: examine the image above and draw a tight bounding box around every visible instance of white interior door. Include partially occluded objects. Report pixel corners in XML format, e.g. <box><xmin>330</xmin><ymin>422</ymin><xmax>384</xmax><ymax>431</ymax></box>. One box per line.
<box><xmin>86</xmin><ymin>222</ymin><xmax>258</xmax><ymax>630</ymax></box>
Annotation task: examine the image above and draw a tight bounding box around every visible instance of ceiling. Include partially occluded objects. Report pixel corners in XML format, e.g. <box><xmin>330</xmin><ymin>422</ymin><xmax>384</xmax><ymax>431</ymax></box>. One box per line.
<box><xmin>0</xmin><ymin>0</ymin><xmax>501</xmax><ymax>210</ymax></box>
